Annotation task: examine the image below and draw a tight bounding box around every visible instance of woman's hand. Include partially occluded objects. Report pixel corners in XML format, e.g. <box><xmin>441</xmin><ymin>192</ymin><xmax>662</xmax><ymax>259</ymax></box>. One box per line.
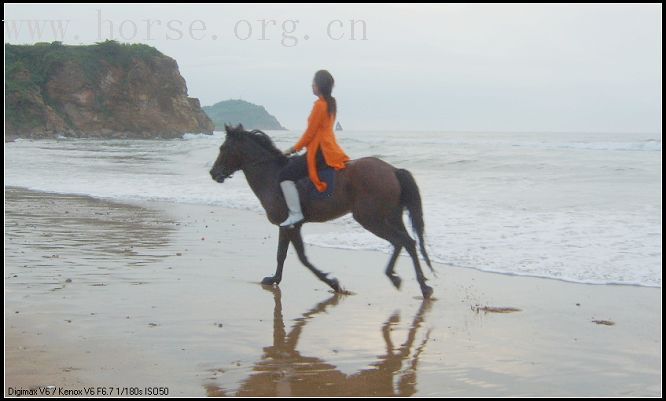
<box><xmin>283</xmin><ymin>146</ymin><xmax>295</xmax><ymax>156</ymax></box>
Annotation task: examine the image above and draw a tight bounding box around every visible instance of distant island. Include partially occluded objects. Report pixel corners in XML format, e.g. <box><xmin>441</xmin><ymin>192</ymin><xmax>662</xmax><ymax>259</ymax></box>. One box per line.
<box><xmin>5</xmin><ymin>40</ymin><xmax>213</xmax><ymax>141</ymax></box>
<box><xmin>203</xmin><ymin>99</ymin><xmax>286</xmax><ymax>131</ymax></box>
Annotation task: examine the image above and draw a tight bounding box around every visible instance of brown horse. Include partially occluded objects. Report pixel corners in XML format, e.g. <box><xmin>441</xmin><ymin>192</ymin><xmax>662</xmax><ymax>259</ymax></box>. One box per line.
<box><xmin>209</xmin><ymin>124</ymin><xmax>435</xmax><ymax>298</ymax></box>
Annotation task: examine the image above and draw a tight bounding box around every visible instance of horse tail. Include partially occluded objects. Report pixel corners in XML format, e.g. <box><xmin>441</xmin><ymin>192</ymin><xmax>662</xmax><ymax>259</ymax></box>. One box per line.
<box><xmin>395</xmin><ymin>168</ymin><xmax>435</xmax><ymax>275</ymax></box>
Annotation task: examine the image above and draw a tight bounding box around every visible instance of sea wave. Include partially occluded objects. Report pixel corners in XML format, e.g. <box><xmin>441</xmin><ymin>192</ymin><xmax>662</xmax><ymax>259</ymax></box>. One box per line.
<box><xmin>5</xmin><ymin>131</ymin><xmax>661</xmax><ymax>288</ymax></box>
<box><xmin>514</xmin><ymin>140</ymin><xmax>662</xmax><ymax>152</ymax></box>
<box><xmin>181</xmin><ymin>132</ymin><xmax>222</xmax><ymax>140</ymax></box>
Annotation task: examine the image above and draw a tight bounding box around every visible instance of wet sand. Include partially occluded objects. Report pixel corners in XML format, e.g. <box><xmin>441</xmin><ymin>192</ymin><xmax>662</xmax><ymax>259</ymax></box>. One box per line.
<box><xmin>4</xmin><ymin>187</ymin><xmax>662</xmax><ymax>396</ymax></box>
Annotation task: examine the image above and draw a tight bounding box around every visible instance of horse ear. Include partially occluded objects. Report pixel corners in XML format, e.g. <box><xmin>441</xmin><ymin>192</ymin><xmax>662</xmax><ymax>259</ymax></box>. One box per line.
<box><xmin>237</xmin><ymin>123</ymin><xmax>244</xmax><ymax>131</ymax></box>
<box><xmin>225</xmin><ymin>125</ymin><xmax>243</xmax><ymax>140</ymax></box>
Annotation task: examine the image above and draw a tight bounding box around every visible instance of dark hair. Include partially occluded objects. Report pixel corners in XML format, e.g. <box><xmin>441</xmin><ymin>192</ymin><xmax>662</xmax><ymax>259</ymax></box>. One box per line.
<box><xmin>314</xmin><ymin>70</ymin><xmax>336</xmax><ymax>117</ymax></box>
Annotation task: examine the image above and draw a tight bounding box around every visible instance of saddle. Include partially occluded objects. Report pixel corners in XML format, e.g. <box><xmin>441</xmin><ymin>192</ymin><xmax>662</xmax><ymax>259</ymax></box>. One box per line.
<box><xmin>302</xmin><ymin>167</ymin><xmax>336</xmax><ymax>200</ymax></box>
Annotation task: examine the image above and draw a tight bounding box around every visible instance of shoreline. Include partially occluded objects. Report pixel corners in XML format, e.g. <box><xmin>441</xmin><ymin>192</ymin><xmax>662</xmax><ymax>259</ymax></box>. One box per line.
<box><xmin>5</xmin><ymin>187</ymin><xmax>662</xmax><ymax>396</ymax></box>
<box><xmin>4</xmin><ymin>186</ymin><xmax>659</xmax><ymax>290</ymax></box>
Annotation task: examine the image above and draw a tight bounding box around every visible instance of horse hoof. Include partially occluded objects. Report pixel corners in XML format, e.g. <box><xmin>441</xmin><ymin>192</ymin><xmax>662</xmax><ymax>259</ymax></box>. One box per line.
<box><xmin>261</xmin><ymin>276</ymin><xmax>278</xmax><ymax>286</ymax></box>
<box><xmin>421</xmin><ymin>285</ymin><xmax>434</xmax><ymax>299</ymax></box>
<box><xmin>388</xmin><ymin>275</ymin><xmax>402</xmax><ymax>290</ymax></box>
<box><xmin>329</xmin><ymin>278</ymin><xmax>342</xmax><ymax>293</ymax></box>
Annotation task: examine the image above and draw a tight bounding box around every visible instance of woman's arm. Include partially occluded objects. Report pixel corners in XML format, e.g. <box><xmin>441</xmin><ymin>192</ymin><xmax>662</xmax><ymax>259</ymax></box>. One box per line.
<box><xmin>292</xmin><ymin>100</ymin><xmax>326</xmax><ymax>152</ymax></box>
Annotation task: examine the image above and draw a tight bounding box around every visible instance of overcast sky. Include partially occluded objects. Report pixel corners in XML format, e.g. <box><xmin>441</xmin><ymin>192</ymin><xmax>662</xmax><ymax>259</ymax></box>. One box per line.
<box><xmin>5</xmin><ymin>3</ymin><xmax>662</xmax><ymax>133</ymax></box>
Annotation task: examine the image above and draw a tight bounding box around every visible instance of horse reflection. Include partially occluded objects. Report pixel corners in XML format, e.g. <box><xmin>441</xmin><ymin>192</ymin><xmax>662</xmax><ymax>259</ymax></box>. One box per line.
<box><xmin>205</xmin><ymin>287</ymin><xmax>434</xmax><ymax>396</ymax></box>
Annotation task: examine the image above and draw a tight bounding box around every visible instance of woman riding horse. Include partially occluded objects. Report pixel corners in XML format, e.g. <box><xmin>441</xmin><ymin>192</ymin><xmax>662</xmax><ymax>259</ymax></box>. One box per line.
<box><xmin>209</xmin><ymin>74</ymin><xmax>435</xmax><ymax>298</ymax></box>
<box><xmin>278</xmin><ymin>70</ymin><xmax>350</xmax><ymax>227</ymax></box>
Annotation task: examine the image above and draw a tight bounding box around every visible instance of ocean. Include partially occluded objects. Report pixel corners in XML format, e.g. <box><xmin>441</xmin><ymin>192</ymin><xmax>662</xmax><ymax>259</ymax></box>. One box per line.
<box><xmin>5</xmin><ymin>130</ymin><xmax>662</xmax><ymax>287</ymax></box>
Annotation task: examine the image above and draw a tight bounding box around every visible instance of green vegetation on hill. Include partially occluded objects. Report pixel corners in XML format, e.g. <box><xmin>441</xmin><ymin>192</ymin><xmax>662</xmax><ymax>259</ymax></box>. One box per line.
<box><xmin>6</xmin><ymin>40</ymin><xmax>161</xmax><ymax>89</ymax></box>
<box><xmin>5</xmin><ymin>40</ymin><xmax>213</xmax><ymax>139</ymax></box>
<box><xmin>5</xmin><ymin>40</ymin><xmax>162</xmax><ymax>135</ymax></box>
<box><xmin>203</xmin><ymin>99</ymin><xmax>285</xmax><ymax>131</ymax></box>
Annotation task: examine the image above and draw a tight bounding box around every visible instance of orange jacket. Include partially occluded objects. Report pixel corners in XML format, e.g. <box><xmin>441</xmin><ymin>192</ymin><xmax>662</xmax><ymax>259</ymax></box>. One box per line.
<box><xmin>293</xmin><ymin>96</ymin><xmax>350</xmax><ymax>192</ymax></box>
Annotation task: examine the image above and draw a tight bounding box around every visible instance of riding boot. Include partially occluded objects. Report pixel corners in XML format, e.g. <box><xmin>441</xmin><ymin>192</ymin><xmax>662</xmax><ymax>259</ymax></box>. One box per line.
<box><xmin>279</xmin><ymin>180</ymin><xmax>304</xmax><ymax>227</ymax></box>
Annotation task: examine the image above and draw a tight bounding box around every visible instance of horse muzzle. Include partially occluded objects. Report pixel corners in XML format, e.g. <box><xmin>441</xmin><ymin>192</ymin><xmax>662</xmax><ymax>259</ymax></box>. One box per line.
<box><xmin>210</xmin><ymin>169</ymin><xmax>230</xmax><ymax>183</ymax></box>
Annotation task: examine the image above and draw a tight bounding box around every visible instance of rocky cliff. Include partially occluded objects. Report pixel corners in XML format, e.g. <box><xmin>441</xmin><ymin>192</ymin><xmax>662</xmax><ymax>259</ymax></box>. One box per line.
<box><xmin>5</xmin><ymin>41</ymin><xmax>214</xmax><ymax>140</ymax></box>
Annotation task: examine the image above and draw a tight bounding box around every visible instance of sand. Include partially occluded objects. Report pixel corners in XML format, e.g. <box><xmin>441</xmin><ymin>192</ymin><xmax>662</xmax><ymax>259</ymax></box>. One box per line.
<box><xmin>4</xmin><ymin>187</ymin><xmax>662</xmax><ymax>396</ymax></box>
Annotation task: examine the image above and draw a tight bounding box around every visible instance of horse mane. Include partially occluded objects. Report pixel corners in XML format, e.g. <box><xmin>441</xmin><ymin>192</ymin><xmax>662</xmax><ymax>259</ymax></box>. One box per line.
<box><xmin>227</xmin><ymin>124</ymin><xmax>289</xmax><ymax>166</ymax></box>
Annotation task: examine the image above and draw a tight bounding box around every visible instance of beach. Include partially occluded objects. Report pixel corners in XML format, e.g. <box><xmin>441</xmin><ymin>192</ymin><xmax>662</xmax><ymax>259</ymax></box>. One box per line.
<box><xmin>5</xmin><ymin>1</ymin><xmax>663</xmax><ymax>397</ymax></box>
<box><xmin>5</xmin><ymin>187</ymin><xmax>662</xmax><ymax>397</ymax></box>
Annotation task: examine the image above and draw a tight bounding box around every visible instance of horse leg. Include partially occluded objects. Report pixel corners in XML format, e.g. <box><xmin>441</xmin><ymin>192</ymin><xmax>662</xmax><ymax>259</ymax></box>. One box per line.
<box><xmin>400</xmin><ymin>230</ymin><xmax>433</xmax><ymax>299</ymax></box>
<box><xmin>288</xmin><ymin>225</ymin><xmax>342</xmax><ymax>293</ymax></box>
<box><xmin>388</xmin><ymin>213</ymin><xmax>433</xmax><ymax>297</ymax></box>
<box><xmin>385</xmin><ymin>244</ymin><xmax>403</xmax><ymax>290</ymax></box>
<box><xmin>386</xmin><ymin>225</ymin><xmax>433</xmax><ymax>299</ymax></box>
<box><xmin>354</xmin><ymin>210</ymin><xmax>404</xmax><ymax>290</ymax></box>
<box><xmin>383</xmin><ymin>212</ymin><xmax>410</xmax><ymax>290</ymax></box>
<box><xmin>355</xmin><ymin>214</ymin><xmax>433</xmax><ymax>299</ymax></box>
<box><xmin>261</xmin><ymin>227</ymin><xmax>289</xmax><ymax>286</ymax></box>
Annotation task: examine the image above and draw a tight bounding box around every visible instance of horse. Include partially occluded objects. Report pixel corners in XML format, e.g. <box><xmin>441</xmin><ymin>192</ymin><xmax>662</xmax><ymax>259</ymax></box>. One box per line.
<box><xmin>209</xmin><ymin>124</ymin><xmax>435</xmax><ymax>298</ymax></box>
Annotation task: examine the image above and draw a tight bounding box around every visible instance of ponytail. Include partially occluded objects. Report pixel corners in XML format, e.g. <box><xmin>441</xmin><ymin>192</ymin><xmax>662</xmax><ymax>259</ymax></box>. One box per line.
<box><xmin>314</xmin><ymin>70</ymin><xmax>337</xmax><ymax>117</ymax></box>
<box><xmin>323</xmin><ymin>94</ymin><xmax>336</xmax><ymax>117</ymax></box>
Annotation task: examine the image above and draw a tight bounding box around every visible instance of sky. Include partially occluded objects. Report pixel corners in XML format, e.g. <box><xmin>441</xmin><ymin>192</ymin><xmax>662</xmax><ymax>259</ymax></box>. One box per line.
<box><xmin>4</xmin><ymin>3</ymin><xmax>662</xmax><ymax>133</ymax></box>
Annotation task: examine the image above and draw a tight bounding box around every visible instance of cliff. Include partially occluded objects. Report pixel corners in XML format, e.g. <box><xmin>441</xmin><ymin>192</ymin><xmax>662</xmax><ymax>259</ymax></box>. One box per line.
<box><xmin>5</xmin><ymin>41</ymin><xmax>214</xmax><ymax>140</ymax></box>
<box><xmin>203</xmin><ymin>99</ymin><xmax>286</xmax><ymax>131</ymax></box>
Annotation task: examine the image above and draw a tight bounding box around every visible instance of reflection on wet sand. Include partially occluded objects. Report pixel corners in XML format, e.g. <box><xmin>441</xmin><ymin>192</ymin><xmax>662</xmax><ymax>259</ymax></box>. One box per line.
<box><xmin>205</xmin><ymin>287</ymin><xmax>434</xmax><ymax>396</ymax></box>
<box><xmin>5</xmin><ymin>187</ymin><xmax>175</xmax><ymax>287</ymax></box>
<box><xmin>5</xmin><ymin>187</ymin><xmax>174</xmax><ymax>255</ymax></box>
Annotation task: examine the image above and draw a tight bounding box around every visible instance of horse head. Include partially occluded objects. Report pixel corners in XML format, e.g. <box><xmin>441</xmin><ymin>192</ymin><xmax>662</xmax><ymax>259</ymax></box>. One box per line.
<box><xmin>209</xmin><ymin>124</ymin><xmax>247</xmax><ymax>183</ymax></box>
<box><xmin>210</xmin><ymin>124</ymin><xmax>289</xmax><ymax>183</ymax></box>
